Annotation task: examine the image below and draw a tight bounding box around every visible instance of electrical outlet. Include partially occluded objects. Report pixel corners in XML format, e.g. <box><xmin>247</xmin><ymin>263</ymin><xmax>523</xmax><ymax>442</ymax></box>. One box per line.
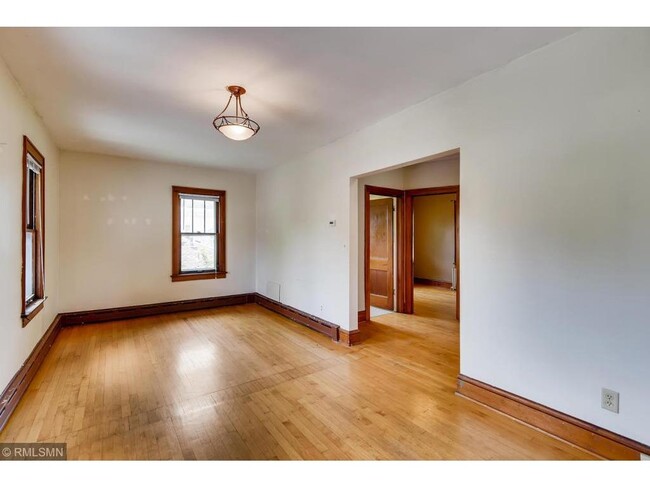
<box><xmin>601</xmin><ymin>388</ymin><xmax>619</xmax><ymax>413</ymax></box>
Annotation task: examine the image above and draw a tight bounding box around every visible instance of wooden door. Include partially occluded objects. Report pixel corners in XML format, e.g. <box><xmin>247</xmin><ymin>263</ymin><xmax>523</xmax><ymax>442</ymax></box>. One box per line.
<box><xmin>369</xmin><ymin>198</ymin><xmax>394</xmax><ymax>310</ymax></box>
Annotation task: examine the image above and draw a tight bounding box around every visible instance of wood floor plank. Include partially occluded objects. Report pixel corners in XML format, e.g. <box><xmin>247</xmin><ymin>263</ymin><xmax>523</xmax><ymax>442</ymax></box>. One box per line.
<box><xmin>0</xmin><ymin>285</ymin><xmax>596</xmax><ymax>459</ymax></box>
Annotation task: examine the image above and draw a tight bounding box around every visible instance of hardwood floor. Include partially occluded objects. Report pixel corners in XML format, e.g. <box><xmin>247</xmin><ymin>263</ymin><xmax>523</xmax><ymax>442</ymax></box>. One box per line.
<box><xmin>0</xmin><ymin>286</ymin><xmax>595</xmax><ymax>459</ymax></box>
<box><xmin>413</xmin><ymin>282</ymin><xmax>458</xmax><ymax>320</ymax></box>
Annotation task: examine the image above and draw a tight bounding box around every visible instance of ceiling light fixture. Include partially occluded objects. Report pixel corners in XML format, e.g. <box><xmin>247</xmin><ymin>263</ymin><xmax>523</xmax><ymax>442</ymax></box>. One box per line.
<box><xmin>212</xmin><ymin>85</ymin><xmax>260</xmax><ymax>141</ymax></box>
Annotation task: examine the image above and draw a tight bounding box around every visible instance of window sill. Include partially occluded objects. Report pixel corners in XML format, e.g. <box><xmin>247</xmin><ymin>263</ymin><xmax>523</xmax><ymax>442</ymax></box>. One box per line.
<box><xmin>22</xmin><ymin>296</ymin><xmax>47</xmax><ymax>327</ymax></box>
<box><xmin>171</xmin><ymin>271</ymin><xmax>227</xmax><ymax>282</ymax></box>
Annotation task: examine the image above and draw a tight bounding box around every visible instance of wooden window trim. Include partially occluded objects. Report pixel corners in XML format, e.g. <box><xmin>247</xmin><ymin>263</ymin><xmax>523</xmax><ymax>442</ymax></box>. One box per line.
<box><xmin>171</xmin><ymin>186</ymin><xmax>226</xmax><ymax>282</ymax></box>
<box><xmin>21</xmin><ymin>136</ymin><xmax>46</xmax><ymax>327</ymax></box>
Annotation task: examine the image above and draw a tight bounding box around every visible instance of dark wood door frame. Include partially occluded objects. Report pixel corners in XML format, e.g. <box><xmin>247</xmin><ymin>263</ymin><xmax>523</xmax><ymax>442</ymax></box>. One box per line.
<box><xmin>405</xmin><ymin>185</ymin><xmax>460</xmax><ymax>319</ymax></box>
<box><xmin>363</xmin><ymin>185</ymin><xmax>406</xmax><ymax>322</ymax></box>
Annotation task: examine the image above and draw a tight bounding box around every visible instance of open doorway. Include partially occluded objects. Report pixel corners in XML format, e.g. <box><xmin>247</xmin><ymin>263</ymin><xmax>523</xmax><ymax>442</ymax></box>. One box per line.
<box><xmin>359</xmin><ymin>150</ymin><xmax>459</xmax><ymax>326</ymax></box>
<box><xmin>364</xmin><ymin>186</ymin><xmax>404</xmax><ymax>320</ymax></box>
<box><xmin>363</xmin><ymin>184</ymin><xmax>459</xmax><ymax>323</ymax></box>
<box><xmin>406</xmin><ymin>186</ymin><xmax>459</xmax><ymax>321</ymax></box>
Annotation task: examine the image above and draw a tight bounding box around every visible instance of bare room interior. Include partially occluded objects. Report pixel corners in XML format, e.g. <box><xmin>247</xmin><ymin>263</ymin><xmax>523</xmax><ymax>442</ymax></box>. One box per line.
<box><xmin>1</xmin><ymin>25</ymin><xmax>649</xmax><ymax>468</ymax></box>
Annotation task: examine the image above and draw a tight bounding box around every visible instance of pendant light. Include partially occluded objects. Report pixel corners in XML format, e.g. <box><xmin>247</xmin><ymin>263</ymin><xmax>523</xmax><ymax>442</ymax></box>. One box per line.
<box><xmin>212</xmin><ymin>85</ymin><xmax>260</xmax><ymax>141</ymax></box>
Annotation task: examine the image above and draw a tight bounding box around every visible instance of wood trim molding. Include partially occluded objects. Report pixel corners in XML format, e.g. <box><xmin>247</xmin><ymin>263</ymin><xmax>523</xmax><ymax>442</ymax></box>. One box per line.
<box><xmin>62</xmin><ymin>293</ymin><xmax>252</xmax><ymax>326</ymax></box>
<box><xmin>457</xmin><ymin>374</ymin><xmax>650</xmax><ymax>460</ymax></box>
<box><xmin>171</xmin><ymin>271</ymin><xmax>227</xmax><ymax>282</ymax></box>
<box><xmin>0</xmin><ymin>314</ymin><xmax>63</xmax><ymax>432</ymax></box>
<box><xmin>253</xmin><ymin>293</ymin><xmax>339</xmax><ymax>341</ymax></box>
<box><xmin>414</xmin><ymin>277</ymin><xmax>452</xmax><ymax>288</ymax></box>
<box><xmin>63</xmin><ymin>293</ymin><xmax>344</xmax><ymax>344</ymax></box>
<box><xmin>364</xmin><ymin>185</ymin><xmax>403</xmax><ymax>198</ymax></box>
<box><xmin>357</xmin><ymin>310</ymin><xmax>367</xmax><ymax>325</ymax></box>
<box><xmin>405</xmin><ymin>185</ymin><xmax>460</xmax><ymax>197</ymax></box>
<box><xmin>339</xmin><ymin>328</ymin><xmax>362</xmax><ymax>346</ymax></box>
<box><xmin>21</xmin><ymin>296</ymin><xmax>47</xmax><ymax>326</ymax></box>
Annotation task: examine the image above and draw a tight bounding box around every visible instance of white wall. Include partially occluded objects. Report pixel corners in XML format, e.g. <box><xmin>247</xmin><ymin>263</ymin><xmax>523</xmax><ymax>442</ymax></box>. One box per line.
<box><xmin>414</xmin><ymin>194</ymin><xmax>456</xmax><ymax>282</ymax></box>
<box><xmin>256</xmin><ymin>29</ymin><xmax>650</xmax><ymax>445</ymax></box>
<box><xmin>0</xmin><ymin>56</ymin><xmax>60</xmax><ymax>390</ymax></box>
<box><xmin>59</xmin><ymin>152</ymin><xmax>256</xmax><ymax>311</ymax></box>
<box><xmin>403</xmin><ymin>156</ymin><xmax>459</xmax><ymax>189</ymax></box>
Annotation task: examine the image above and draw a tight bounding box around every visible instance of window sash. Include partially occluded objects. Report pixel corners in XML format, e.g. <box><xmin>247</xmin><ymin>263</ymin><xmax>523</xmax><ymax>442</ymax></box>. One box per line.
<box><xmin>179</xmin><ymin>195</ymin><xmax>219</xmax><ymax>273</ymax></box>
<box><xmin>26</xmin><ymin>153</ymin><xmax>42</xmax><ymax>174</ymax></box>
<box><xmin>179</xmin><ymin>196</ymin><xmax>219</xmax><ymax>235</ymax></box>
<box><xmin>180</xmin><ymin>235</ymin><xmax>217</xmax><ymax>273</ymax></box>
<box><xmin>178</xmin><ymin>193</ymin><xmax>219</xmax><ymax>201</ymax></box>
<box><xmin>25</xmin><ymin>165</ymin><xmax>42</xmax><ymax>298</ymax></box>
<box><xmin>25</xmin><ymin>229</ymin><xmax>36</xmax><ymax>303</ymax></box>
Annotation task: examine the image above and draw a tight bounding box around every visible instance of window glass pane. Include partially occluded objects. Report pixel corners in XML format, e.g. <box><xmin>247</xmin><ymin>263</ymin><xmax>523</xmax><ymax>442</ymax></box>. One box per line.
<box><xmin>27</xmin><ymin>170</ymin><xmax>34</xmax><ymax>229</ymax></box>
<box><xmin>34</xmin><ymin>172</ymin><xmax>41</xmax><ymax>229</ymax></box>
<box><xmin>193</xmin><ymin>199</ymin><xmax>205</xmax><ymax>234</ymax></box>
<box><xmin>205</xmin><ymin>200</ymin><xmax>216</xmax><ymax>233</ymax></box>
<box><xmin>181</xmin><ymin>235</ymin><xmax>216</xmax><ymax>271</ymax></box>
<box><xmin>180</xmin><ymin>197</ymin><xmax>184</xmax><ymax>231</ymax></box>
<box><xmin>181</xmin><ymin>198</ymin><xmax>192</xmax><ymax>233</ymax></box>
<box><xmin>25</xmin><ymin>231</ymin><xmax>35</xmax><ymax>299</ymax></box>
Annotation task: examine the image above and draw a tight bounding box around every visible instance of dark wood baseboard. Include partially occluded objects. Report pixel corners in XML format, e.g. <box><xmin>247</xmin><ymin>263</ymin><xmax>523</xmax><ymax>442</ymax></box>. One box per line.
<box><xmin>253</xmin><ymin>293</ymin><xmax>339</xmax><ymax>341</ymax></box>
<box><xmin>456</xmin><ymin>374</ymin><xmax>650</xmax><ymax>460</ymax></box>
<box><xmin>339</xmin><ymin>328</ymin><xmax>362</xmax><ymax>346</ymax></box>
<box><xmin>414</xmin><ymin>277</ymin><xmax>452</xmax><ymax>288</ymax></box>
<box><xmin>358</xmin><ymin>310</ymin><xmax>367</xmax><ymax>325</ymax></box>
<box><xmin>0</xmin><ymin>314</ymin><xmax>63</xmax><ymax>432</ymax></box>
<box><xmin>64</xmin><ymin>293</ymin><xmax>343</xmax><ymax>343</ymax></box>
<box><xmin>62</xmin><ymin>293</ymin><xmax>254</xmax><ymax>326</ymax></box>
<box><xmin>63</xmin><ymin>293</ymin><xmax>342</xmax><ymax>343</ymax></box>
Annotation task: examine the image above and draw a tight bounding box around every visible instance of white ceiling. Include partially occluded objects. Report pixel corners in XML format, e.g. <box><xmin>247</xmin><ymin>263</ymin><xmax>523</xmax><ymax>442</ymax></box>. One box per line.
<box><xmin>0</xmin><ymin>28</ymin><xmax>578</xmax><ymax>172</ymax></box>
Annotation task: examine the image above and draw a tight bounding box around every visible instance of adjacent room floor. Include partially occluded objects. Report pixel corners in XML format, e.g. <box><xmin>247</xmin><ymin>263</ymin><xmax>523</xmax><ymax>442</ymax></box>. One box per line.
<box><xmin>413</xmin><ymin>283</ymin><xmax>457</xmax><ymax>320</ymax></box>
<box><xmin>0</xmin><ymin>289</ymin><xmax>594</xmax><ymax>460</ymax></box>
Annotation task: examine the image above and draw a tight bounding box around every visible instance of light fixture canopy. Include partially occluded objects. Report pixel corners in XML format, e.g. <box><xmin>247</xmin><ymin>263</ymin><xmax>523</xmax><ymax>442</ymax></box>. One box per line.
<box><xmin>213</xmin><ymin>85</ymin><xmax>260</xmax><ymax>141</ymax></box>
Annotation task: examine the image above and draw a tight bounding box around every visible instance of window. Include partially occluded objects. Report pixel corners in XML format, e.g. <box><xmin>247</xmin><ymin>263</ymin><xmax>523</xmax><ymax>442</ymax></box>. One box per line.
<box><xmin>171</xmin><ymin>186</ymin><xmax>226</xmax><ymax>281</ymax></box>
<box><xmin>21</xmin><ymin>136</ymin><xmax>46</xmax><ymax>326</ymax></box>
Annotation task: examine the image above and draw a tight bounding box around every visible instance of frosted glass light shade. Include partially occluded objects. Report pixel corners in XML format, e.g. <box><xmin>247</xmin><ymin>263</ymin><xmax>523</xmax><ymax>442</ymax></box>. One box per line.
<box><xmin>218</xmin><ymin>123</ymin><xmax>255</xmax><ymax>141</ymax></box>
<box><xmin>213</xmin><ymin>115</ymin><xmax>260</xmax><ymax>141</ymax></box>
